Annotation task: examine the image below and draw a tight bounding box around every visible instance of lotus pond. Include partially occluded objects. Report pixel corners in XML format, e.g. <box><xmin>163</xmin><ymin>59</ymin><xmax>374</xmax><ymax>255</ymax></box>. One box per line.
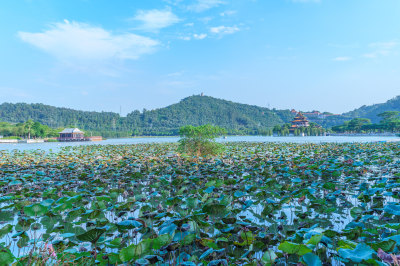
<box><xmin>1</xmin><ymin>142</ymin><xmax>400</xmax><ymax>265</ymax></box>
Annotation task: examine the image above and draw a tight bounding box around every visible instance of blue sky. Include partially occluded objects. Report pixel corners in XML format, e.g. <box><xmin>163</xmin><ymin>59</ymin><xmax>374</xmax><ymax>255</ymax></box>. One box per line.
<box><xmin>0</xmin><ymin>0</ymin><xmax>399</xmax><ymax>115</ymax></box>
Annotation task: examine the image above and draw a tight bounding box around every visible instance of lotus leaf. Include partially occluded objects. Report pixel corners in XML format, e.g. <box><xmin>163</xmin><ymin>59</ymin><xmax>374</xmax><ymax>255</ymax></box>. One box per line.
<box><xmin>278</xmin><ymin>241</ymin><xmax>312</xmax><ymax>256</ymax></box>
<box><xmin>261</xmin><ymin>250</ymin><xmax>277</xmax><ymax>265</ymax></box>
<box><xmin>338</xmin><ymin>243</ymin><xmax>375</xmax><ymax>263</ymax></box>
<box><xmin>24</xmin><ymin>204</ymin><xmax>48</xmax><ymax>216</ymax></box>
<box><xmin>302</xmin><ymin>253</ymin><xmax>322</xmax><ymax>266</ymax></box>
<box><xmin>76</xmin><ymin>228</ymin><xmax>106</xmax><ymax>244</ymax></box>
<box><xmin>0</xmin><ymin>224</ymin><xmax>13</xmax><ymax>238</ymax></box>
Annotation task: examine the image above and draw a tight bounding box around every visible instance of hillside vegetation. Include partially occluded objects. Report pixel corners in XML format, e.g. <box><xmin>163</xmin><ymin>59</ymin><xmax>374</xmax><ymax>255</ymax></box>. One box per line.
<box><xmin>344</xmin><ymin>96</ymin><xmax>400</xmax><ymax>123</ymax></box>
<box><xmin>126</xmin><ymin>96</ymin><xmax>294</xmax><ymax>135</ymax></box>
<box><xmin>0</xmin><ymin>94</ymin><xmax>399</xmax><ymax>136</ymax></box>
<box><xmin>0</xmin><ymin>96</ymin><xmax>295</xmax><ymax>136</ymax></box>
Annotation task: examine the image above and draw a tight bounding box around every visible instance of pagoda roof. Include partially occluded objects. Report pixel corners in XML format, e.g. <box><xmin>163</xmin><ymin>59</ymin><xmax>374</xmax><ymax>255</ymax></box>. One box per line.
<box><xmin>59</xmin><ymin>128</ymin><xmax>84</xmax><ymax>134</ymax></box>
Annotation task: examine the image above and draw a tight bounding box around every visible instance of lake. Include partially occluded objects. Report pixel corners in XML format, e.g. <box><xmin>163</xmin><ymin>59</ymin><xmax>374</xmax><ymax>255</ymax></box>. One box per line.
<box><xmin>1</xmin><ymin>140</ymin><xmax>399</xmax><ymax>264</ymax></box>
<box><xmin>0</xmin><ymin>135</ymin><xmax>398</xmax><ymax>152</ymax></box>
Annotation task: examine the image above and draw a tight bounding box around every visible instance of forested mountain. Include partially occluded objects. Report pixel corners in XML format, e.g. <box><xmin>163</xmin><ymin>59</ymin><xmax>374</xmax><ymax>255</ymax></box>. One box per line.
<box><xmin>1</xmin><ymin>94</ymin><xmax>398</xmax><ymax>136</ymax></box>
<box><xmin>0</xmin><ymin>102</ymin><xmax>129</xmax><ymax>137</ymax></box>
<box><xmin>343</xmin><ymin>96</ymin><xmax>400</xmax><ymax>123</ymax></box>
<box><xmin>126</xmin><ymin>96</ymin><xmax>294</xmax><ymax>135</ymax></box>
<box><xmin>0</xmin><ymin>96</ymin><xmax>295</xmax><ymax>136</ymax></box>
<box><xmin>303</xmin><ymin>115</ymin><xmax>350</xmax><ymax>129</ymax></box>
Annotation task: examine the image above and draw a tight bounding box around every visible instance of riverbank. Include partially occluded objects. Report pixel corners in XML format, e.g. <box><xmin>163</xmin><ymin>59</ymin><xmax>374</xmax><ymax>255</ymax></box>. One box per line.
<box><xmin>327</xmin><ymin>132</ymin><xmax>398</xmax><ymax>137</ymax></box>
<box><xmin>0</xmin><ymin>139</ymin><xmax>44</xmax><ymax>143</ymax></box>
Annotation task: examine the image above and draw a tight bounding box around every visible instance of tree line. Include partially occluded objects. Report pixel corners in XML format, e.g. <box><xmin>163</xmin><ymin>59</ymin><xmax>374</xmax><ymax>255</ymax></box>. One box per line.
<box><xmin>1</xmin><ymin>96</ymin><xmax>398</xmax><ymax>137</ymax></box>
<box><xmin>331</xmin><ymin>111</ymin><xmax>400</xmax><ymax>133</ymax></box>
<box><xmin>0</xmin><ymin>96</ymin><xmax>296</xmax><ymax>137</ymax></box>
<box><xmin>0</xmin><ymin>120</ymin><xmax>61</xmax><ymax>139</ymax></box>
<box><xmin>272</xmin><ymin>122</ymin><xmax>328</xmax><ymax>136</ymax></box>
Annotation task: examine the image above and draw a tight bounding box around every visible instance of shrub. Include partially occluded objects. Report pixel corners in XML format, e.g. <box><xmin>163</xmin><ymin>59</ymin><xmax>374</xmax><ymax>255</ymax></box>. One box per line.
<box><xmin>1</xmin><ymin>136</ymin><xmax>21</xmax><ymax>140</ymax></box>
<box><xmin>177</xmin><ymin>125</ymin><xmax>227</xmax><ymax>157</ymax></box>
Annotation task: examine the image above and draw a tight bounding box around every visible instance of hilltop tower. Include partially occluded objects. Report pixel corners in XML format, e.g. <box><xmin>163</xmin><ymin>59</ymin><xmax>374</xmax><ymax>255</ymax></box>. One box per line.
<box><xmin>290</xmin><ymin>112</ymin><xmax>310</xmax><ymax>133</ymax></box>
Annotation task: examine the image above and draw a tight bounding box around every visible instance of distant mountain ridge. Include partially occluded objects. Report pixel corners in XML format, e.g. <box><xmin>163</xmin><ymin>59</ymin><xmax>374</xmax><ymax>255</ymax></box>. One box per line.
<box><xmin>125</xmin><ymin>95</ymin><xmax>295</xmax><ymax>134</ymax></box>
<box><xmin>0</xmin><ymin>96</ymin><xmax>294</xmax><ymax>136</ymax></box>
<box><xmin>343</xmin><ymin>96</ymin><xmax>400</xmax><ymax>123</ymax></box>
<box><xmin>0</xmin><ymin>94</ymin><xmax>399</xmax><ymax>136</ymax></box>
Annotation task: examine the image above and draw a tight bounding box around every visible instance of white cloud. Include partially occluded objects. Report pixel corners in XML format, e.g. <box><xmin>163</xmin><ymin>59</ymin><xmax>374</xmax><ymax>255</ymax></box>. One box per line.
<box><xmin>194</xmin><ymin>33</ymin><xmax>207</xmax><ymax>40</ymax></box>
<box><xmin>362</xmin><ymin>53</ymin><xmax>375</xmax><ymax>59</ymax></box>
<box><xmin>292</xmin><ymin>0</ymin><xmax>321</xmax><ymax>3</ymax></box>
<box><xmin>179</xmin><ymin>33</ymin><xmax>207</xmax><ymax>41</ymax></box>
<box><xmin>132</xmin><ymin>9</ymin><xmax>180</xmax><ymax>31</ymax></box>
<box><xmin>165</xmin><ymin>71</ymin><xmax>185</xmax><ymax>77</ymax></box>
<box><xmin>220</xmin><ymin>10</ymin><xmax>237</xmax><ymax>16</ymax></box>
<box><xmin>18</xmin><ymin>20</ymin><xmax>159</xmax><ymax>62</ymax></box>
<box><xmin>333</xmin><ymin>56</ymin><xmax>351</xmax><ymax>61</ymax></box>
<box><xmin>199</xmin><ymin>17</ymin><xmax>213</xmax><ymax>24</ymax></box>
<box><xmin>179</xmin><ymin>36</ymin><xmax>192</xmax><ymax>41</ymax></box>
<box><xmin>363</xmin><ymin>41</ymin><xmax>398</xmax><ymax>58</ymax></box>
<box><xmin>210</xmin><ymin>25</ymin><xmax>239</xmax><ymax>35</ymax></box>
<box><xmin>370</xmin><ymin>41</ymin><xmax>397</xmax><ymax>50</ymax></box>
<box><xmin>188</xmin><ymin>0</ymin><xmax>225</xmax><ymax>12</ymax></box>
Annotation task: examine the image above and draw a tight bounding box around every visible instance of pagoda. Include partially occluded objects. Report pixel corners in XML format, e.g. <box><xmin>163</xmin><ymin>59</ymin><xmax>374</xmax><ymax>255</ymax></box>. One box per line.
<box><xmin>290</xmin><ymin>112</ymin><xmax>310</xmax><ymax>133</ymax></box>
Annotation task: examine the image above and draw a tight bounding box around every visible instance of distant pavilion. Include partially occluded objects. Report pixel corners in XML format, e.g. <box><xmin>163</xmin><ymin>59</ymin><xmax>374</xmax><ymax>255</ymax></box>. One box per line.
<box><xmin>58</xmin><ymin>128</ymin><xmax>85</xmax><ymax>141</ymax></box>
<box><xmin>290</xmin><ymin>112</ymin><xmax>310</xmax><ymax>133</ymax></box>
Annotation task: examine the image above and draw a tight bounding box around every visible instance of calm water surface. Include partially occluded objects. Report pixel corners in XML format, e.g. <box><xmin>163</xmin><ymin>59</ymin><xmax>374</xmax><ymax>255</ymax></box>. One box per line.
<box><xmin>0</xmin><ymin>136</ymin><xmax>399</xmax><ymax>152</ymax></box>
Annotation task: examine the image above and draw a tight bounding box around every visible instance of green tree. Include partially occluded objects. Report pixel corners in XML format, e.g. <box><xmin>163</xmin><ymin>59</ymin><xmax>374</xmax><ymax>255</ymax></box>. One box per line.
<box><xmin>178</xmin><ymin>124</ymin><xmax>227</xmax><ymax>157</ymax></box>
<box><xmin>24</xmin><ymin>119</ymin><xmax>34</xmax><ymax>139</ymax></box>
<box><xmin>378</xmin><ymin>111</ymin><xmax>400</xmax><ymax>122</ymax></box>
<box><xmin>378</xmin><ymin>111</ymin><xmax>400</xmax><ymax>132</ymax></box>
<box><xmin>347</xmin><ymin>118</ymin><xmax>371</xmax><ymax>132</ymax></box>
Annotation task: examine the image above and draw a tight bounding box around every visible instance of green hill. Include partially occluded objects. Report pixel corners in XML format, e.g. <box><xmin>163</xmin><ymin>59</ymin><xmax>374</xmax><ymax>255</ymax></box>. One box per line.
<box><xmin>0</xmin><ymin>102</ymin><xmax>128</xmax><ymax>137</ymax></box>
<box><xmin>0</xmin><ymin>95</ymin><xmax>295</xmax><ymax>136</ymax></box>
<box><xmin>343</xmin><ymin>96</ymin><xmax>400</xmax><ymax>123</ymax></box>
<box><xmin>2</xmin><ymin>94</ymin><xmax>398</xmax><ymax>136</ymax></box>
<box><xmin>126</xmin><ymin>95</ymin><xmax>295</xmax><ymax>135</ymax></box>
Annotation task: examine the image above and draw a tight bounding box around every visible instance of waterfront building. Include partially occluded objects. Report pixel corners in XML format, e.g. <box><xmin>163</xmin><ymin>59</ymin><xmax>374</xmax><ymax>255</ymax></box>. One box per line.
<box><xmin>290</xmin><ymin>112</ymin><xmax>310</xmax><ymax>133</ymax></box>
<box><xmin>58</xmin><ymin>128</ymin><xmax>85</xmax><ymax>141</ymax></box>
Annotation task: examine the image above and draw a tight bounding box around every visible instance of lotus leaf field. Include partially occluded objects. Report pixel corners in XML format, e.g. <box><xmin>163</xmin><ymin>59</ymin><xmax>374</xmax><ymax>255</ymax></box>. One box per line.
<box><xmin>1</xmin><ymin>142</ymin><xmax>400</xmax><ymax>265</ymax></box>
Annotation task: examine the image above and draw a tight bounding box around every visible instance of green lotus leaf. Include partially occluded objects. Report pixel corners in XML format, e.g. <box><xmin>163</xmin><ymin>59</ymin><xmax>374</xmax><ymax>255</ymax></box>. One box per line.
<box><xmin>261</xmin><ymin>250</ymin><xmax>277</xmax><ymax>265</ymax></box>
<box><xmin>40</xmin><ymin>199</ymin><xmax>55</xmax><ymax>207</ymax></box>
<box><xmin>302</xmin><ymin>253</ymin><xmax>322</xmax><ymax>266</ymax></box>
<box><xmin>119</xmin><ymin>239</ymin><xmax>153</xmax><ymax>262</ymax></box>
<box><xmin>8</xmin><ymin>180</ymin><xmax>22</xmax><ymax>186</ymax></box>
<box><xmin>24</xmin><ymin>204</ymin><xmax>48</xmax><ymax>216</ymax></box>
<box><xmin>338</xmin><ymin>243</ymin><xmax>375</xmax><ymax>263</ymax></box>
<box><xmin>159</xmin><ymin>223</ymin><xmax>177</xmax><ymax>235</ymax></box>
<box><xmin>199</xmin><ymin>248</ymin><xmax>214</xmax><ymax>260</ymax></box>
<box><xmin>0</xmin><ymin>246</ymin><xmax>14</xmax><ymax>265</ymax></box>
<box><xmin>76</xmin><ymin>228</ymin><xmax>106</xmax><ymax>244</ymax></box>
<box><xmin>306</xmin><ymin>234</ymin><xmax>323</xmax><ymax>246</ymax></box>
<box><xmin>350</xmin><ymin>207</ymin><xmax>363</xmax><ymax>218</ymax></box>
<box><xmin>202</xmin><ymin>203</ymin><xmax>227</xmax><ymax>216</ymax></box>
<box><xmin>181</xmin><ymin>233</ymin><xmax>196</xmax><ymax>245</ymax></box>
<box><xmin>0</xmin><ymin>224</ymin><xmax>13</xmax><ymax>238</ymax></box>
<box><xmin>0</xmin><ymin>196</ymin><xmax>14</xmax><ymax>203</ymax></box>
<box><xmin>384</xmin><ymin>204</ymin><xmax>400</xmax><ymax>216</ymax></box>
<box><xmin>135</xmin><ymin>258</ymin><xmax>150</xmax><ymax>265</ymax></box>
<box><xmin>116</xmin><ymin>220</ymin><xmax>142</xmax><ymax>230</ymax></box>
<box><xmin>60</xmin><ymin>233</ymin><xmax>75</xmax><ymax>238</ymax></box>
<box><xmin>278</xmin><ymin>241</ymin><xmax>312</xmax><ymax>256</ymax></box>
<box><xmin>149</xmin><ymin>234</ymin><xmax>169</xmax><ymax>249</ymax></box>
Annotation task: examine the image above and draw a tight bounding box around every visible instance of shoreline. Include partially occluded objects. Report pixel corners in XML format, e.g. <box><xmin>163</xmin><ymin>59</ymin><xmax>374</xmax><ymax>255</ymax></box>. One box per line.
<box><xmin>1</xmin><ymin>134</ymin><xmax>399</xmax><ymax>144</ymax></box>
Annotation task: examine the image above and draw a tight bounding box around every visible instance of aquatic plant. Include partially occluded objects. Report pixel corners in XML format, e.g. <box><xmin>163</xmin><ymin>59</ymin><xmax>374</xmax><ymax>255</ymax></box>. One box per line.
<box><xmin>0</xmin><ymin>141</ymin><xmax>399</xmax><ymax>265</ymax></box>
<box><xmin>178</xmin><ymin>125</ymin><xmax>226</xmax><ymax>157</ymax></box>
